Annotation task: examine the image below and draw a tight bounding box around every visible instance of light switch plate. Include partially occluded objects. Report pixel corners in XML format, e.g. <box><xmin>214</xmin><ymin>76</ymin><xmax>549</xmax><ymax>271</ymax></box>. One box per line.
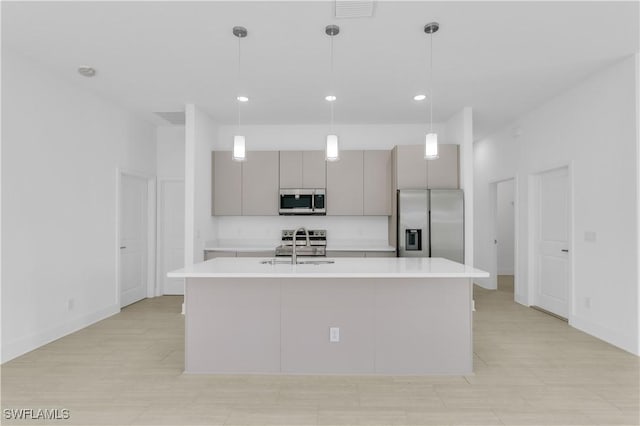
<box><xmin>329</xmin><ymin>327</ymin><xmax>340</xmax><ymax>343</ymax></box>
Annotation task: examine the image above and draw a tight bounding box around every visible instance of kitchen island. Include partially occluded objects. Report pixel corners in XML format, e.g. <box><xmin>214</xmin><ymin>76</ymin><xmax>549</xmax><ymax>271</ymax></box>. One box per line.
<box><xmin>168</xmin><ymin>257</ymin><xmax>488</xmax><ymax>375</ymax></box>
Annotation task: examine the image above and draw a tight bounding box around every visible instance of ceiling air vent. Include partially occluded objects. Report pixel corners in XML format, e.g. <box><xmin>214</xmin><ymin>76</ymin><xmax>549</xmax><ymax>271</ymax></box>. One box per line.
<box><xmin>334</xmin><ymin>0</ymin><xmax>375</xmax><ymax>18</ymax></box>
<box><xmin>154</xmin><ymin>111</ymin><xmax>185</xmax><ymax>125</ymax></box>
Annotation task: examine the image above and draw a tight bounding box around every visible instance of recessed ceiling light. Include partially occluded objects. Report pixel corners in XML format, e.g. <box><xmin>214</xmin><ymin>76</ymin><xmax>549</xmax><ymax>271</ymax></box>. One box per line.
<box><xmin>325</xmin><ymin>95</ymin><xmax>337</xmax><ymax>102</ymax></box>
<box><xmin>78</xmin><ymin>66</ymin><xmax>96</xmax><ymax>77</ymax></box>
<box><xmin>413</xmin><ymin>94</ymin><xmax>426</xmax><ymax>101</ymax></box>
<box><xmin>237</xmin><ymin>96</ymin><xmax>249</xmax><ymax>102</ymax></box>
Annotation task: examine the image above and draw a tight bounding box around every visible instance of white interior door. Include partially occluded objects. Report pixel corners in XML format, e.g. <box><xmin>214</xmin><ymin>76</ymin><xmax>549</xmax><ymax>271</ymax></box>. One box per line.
<box><xmin>535</xmin><ymin>167</ymin><xmax>570</xmax><ymax>318</ymax></box>
<box><xmin>120</xmin><ymin>174</ymin><xmax>148</xmax><ymax>307</ymax></box>
<box><xmin>159</xmin><ymin>180</ymin><xmax>185</xmax><ymax>295</ymax></box>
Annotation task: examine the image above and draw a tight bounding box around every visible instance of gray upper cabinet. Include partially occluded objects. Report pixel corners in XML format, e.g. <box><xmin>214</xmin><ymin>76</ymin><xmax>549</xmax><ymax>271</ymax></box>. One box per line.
<box><xmin>279</xmin><ymin>151</ymin><xmax>303</xmax><ymax>188</ymax></box>
<box><xmin>394</xmin><ymin>144</ymin><xmax>459</xmax><ymax>190</ymax></box>
<box><xmin>212</xmin><ymin>151</ymin><xmax>242</xmax><ymax>216</ymax></box>
<box><xmin>326</xmin><ymin>150</ymin><xmax>364</xmax><ymax>215</ymax></box>
<box><xmin>302</xmin><ymin>151</ymin><xmax>326</xmax><ymax>188</ymax></box>
<box><xmin>242</xmin><ymin>151</ymin><xmax>279</xmax><ymax>215</ymax></box>
<box><xmin>363</xmin><ymin>150</ymin><xmax>392</xmax><ymax>215</ymax></box>
<box><xmin>427</xmin><ymin>144</ymin><xmax>459</xmax><ymax>189</ymax></box>
<box><xmin>279</xmin><ymin>151</ymin><xmax>326</xmax><ymax>188</ymax></box>
<box><xmin>395</xmin><ymin>145</ymin><xmax>428</xmax><ymax>189</ymax></box>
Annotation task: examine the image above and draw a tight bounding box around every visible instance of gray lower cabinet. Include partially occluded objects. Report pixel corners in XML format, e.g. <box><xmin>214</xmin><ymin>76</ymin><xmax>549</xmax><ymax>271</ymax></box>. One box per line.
<box><xmin>212</xmin><ymin>151</ymin><xmax>242</xmax><ymax>216</ymax></box>
<box><xmin>204</xmin><ymin>250</ymin><xmax>237</xmax><ymax>260</ymax></box>
<box><xmin>364</xmin><ymin>150</ymin><xmax>392</xmax><ymax>215</ymax></box>
<box><xmin>236</xmin><ymin>251</ymin><xmax>276</xmax><ymax>258</ymax></box>
<box><xmin>205</xmin><ymin>250</ymin><xmax>275</xmax><ymax>260</ymax></box>
<box><xmin>326</xmin><ymin>251</ymin><xmax>366</xmax><ymax>257</ymax></box>
<box><xmin>242</xmin><ymin>151</ymin><xmax>279</xmax><ymax>215</ymax></box>
<box><xmin>279</xmin><ymin>151</ymin><xmax>326</xmax><ymax>189</ymax></box>
<box><xmin>326</xmin><ymin>250</ymin><xmax>396</xmax><ymax>257</ymax></box>
<box><xmin>365</xmin><ymin>251</ymin><xmax>396</xmax><ymax>257</ymax></box>
<box><xmin>327</xmin><ymin>150</ymin><xmax>364</xmax><ymax>215</ymax></box>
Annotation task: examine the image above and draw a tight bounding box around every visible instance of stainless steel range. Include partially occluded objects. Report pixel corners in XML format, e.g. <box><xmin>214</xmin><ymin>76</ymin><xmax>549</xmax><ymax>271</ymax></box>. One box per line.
<box><xmin>275</xmin><ymin>229</ymin><xmax>326</xmax><ymax>257</ymax></box>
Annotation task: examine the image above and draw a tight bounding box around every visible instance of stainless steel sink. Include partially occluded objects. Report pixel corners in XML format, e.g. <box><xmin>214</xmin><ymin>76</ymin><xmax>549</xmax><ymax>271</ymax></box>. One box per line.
<box><xmin>260</xmin><ymin>258</ymin><xmax>335</xmax><ymax>265</ymax></box>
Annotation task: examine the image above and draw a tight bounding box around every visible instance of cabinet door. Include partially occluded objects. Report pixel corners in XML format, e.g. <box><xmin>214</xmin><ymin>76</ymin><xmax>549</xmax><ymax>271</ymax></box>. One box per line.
<box><xmin>427</xmin><ymin>144</ymin><xmax>459</xmax><ymax>189</ymax></box>
<box><xmin>364</xmin><ymin>150</ymin><xmax>392</xmax><ymax>215</ymax></box>
<box><xmin>326</xmin><ymin>150</ymin><xmax>364</xmax><ymax>215</ymax></box>
<box><xmin>242</xmin><ymin>151</ymin><xmax>279</xmax><ymax>215</ymax></box>
<box><xmin>212</xmin><ymin>151</ymin><xmax>242</xmax><ymax>216</ymax></box>
<box><xmin>204</xmin><ymin>250</ymin><xmax>236</xmax><ymax>260</ymax></box>
<box><xmin>326</xmin><ymin>251</ymin><xmax>366</xmax><ymax>257</ymax></box>
<box><xmin>279</xmin><ymin>151</ymin><xmax>303</xmax><ymax>188</ymax></box>
<box><xmin>395</xmin><ymin>145</ymin><xmax>428</xmax><ymax>189</ymax></box>
<box><xmin>236</xmin><ymin>251</ymin><xmax>276</xmax><ymax>258</ymax></box>
<box><xmin>302</xmin><ymin>151</ymin><xmax>326</xmax><ymax>188</ymax></box>
<box><xmin>365</xmin><ymin>251</ymin><xmax>396</xmax><ymax>258</ymax></box>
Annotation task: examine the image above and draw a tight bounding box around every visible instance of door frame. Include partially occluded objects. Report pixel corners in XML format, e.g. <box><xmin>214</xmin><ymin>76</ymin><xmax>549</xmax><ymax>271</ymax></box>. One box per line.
<box><xmin>528</xmin><ymin>162</ymin><xmax>574</xmax><ymax>321</ymax></box>
<box><xmin>156</xmin><ymin>177</ymin><xmax>185</xmax><ymax>296</ymax></box>
<box><xmin>489</xmin><ymin>176</ymin><xmax>519</xmax><ymax>301</ymax></box>
<box><xmin>115</xmin><ymin>168</ymin><xmax>157</xmax><ymax>307</ymax></box>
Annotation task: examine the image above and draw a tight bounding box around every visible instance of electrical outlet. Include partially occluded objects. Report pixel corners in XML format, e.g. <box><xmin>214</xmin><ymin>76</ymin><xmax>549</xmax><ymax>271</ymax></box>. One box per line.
<box><xmin>67</xmin><ymin>298</ymin><xmax>74</xmax><ymax>311</ymax></box>
<box><xmin>329</xmin><ymin>327</ymin><xmax>340</xmax><ymax>343</ymax></box>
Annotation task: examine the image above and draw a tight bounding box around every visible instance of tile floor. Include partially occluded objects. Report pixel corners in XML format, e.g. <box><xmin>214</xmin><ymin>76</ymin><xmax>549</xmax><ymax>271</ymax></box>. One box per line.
<box><xmin>1</xmin><ymin>276</ymin><xmax>638</xmax><ymax>425</ymax></box>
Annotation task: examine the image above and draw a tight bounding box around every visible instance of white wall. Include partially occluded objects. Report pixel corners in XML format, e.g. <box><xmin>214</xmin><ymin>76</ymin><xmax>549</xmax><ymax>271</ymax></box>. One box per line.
<box><xmin>497</xmin><ymin>180</ymin><xmax>515</xmax><ymax>275</ymax></box>
<box><xmin>157</xmin><ymin>126</ymin><xmax>185</xmax><ymax>179</ymax></box>
<box><xmin>184</xmin><ymin>105</ymin><xmax>218</xmax><ymax>265</ymax></box>
<box><xmin>1</xmin><ymin>50</ymin><xmax>157</xmax><ymax>362</ymax></box>
<box><xmin>474</xmin><ymin>54</ymin><xmax>639</xmax><ymax>355</ymax></box>
<box><xmin>216</xmin><ymin>123</ymin><xmax>447</xmax><ymax>151</ymax></box>
<box><xmin>445</xmin><ymin>108</ymin><xmax>474</xmax><ymax>266</ymax></box>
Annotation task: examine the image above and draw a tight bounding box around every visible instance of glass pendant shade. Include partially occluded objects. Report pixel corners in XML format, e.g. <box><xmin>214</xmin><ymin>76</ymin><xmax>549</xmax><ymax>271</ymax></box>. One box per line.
<box><xmin>326</xmin><ymin>134</ymin><xmax>339</xmax><ymax>161</ymax></box>
<box><xmin>424</xmin><ymin>132</ymin><xmax>439</xmax><ymax>159</ymax></box>
<box><xmin>233</xmin><ymin>135</ymin><xmax>246</xmax><ymax>161</ymax></box>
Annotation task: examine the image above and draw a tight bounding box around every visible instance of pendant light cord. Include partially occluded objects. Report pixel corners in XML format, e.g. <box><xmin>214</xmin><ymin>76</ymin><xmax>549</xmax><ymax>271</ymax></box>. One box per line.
<box><xmin>330</xmin><ymin>34</ymin><xmax>334</xmax><ymax>132</ymax></box>
<box><xmin>429</xmin><ymin>30</ymin><xmax>433</xmax><ymax>133</ymax></box>
<box><xmin>237</xmin><ymin>35</ymin><xmax>242</xmax><ymax>129</ymax></box>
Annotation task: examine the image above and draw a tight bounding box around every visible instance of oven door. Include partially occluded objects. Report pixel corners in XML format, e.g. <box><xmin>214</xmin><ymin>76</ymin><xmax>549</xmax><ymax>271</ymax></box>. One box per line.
<box><xmin>279</xmin><ymin>191</ymin><xmax>314</xmax><ymax>215</ymax></box>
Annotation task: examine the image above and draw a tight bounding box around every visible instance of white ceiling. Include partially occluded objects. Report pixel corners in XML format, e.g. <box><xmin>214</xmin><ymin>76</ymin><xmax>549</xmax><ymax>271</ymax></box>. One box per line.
<box><xmin>2</xmin><ymin>1</ymin><xmax>638</xmax><ymax>138</ymax></box>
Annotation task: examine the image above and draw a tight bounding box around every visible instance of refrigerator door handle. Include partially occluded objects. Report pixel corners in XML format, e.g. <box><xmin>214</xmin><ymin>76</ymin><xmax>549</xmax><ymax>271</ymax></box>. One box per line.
<box><xmin>427</xmin><ymin>209</ymin><xmax>432</xmax><ymax>257</ymax></box>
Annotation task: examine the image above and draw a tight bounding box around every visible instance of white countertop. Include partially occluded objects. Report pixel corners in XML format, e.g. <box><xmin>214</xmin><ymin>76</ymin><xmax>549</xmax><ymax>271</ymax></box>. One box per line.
<box><xmin>204</xmin><ymin>239</ymin><xmax>395</xmax><ymax>252</ymax></box>
<box><xmin>168</xmin><ymin>257</ymin><xmax>489</xmax><ymax>279</ymax></box>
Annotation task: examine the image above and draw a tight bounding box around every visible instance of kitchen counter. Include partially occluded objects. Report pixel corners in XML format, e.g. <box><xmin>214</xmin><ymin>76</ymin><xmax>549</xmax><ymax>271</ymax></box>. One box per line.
<box><xmin>170</xmin><ymin>257</ymin><xmax>487</xmax><ymax>376</ymax></box>
<box><xmin>169</xmin><ymin>257</ymin><xmax>487</xmax><ymax>279</ymax></box>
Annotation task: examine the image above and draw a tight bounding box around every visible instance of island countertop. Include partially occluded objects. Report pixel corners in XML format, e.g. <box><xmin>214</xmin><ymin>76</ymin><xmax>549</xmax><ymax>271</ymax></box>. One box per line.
<box><xmin>168</xmin><ymin>257</ymin><xmax>489</xmax><ymax>279</ymax></box>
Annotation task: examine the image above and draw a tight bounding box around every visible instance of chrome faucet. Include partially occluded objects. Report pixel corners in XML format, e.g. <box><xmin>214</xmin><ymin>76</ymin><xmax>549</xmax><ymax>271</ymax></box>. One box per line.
<box><xmin>291</xmin><ymin>227</ymin><xmax>310</xmax><ymax>264</ymax></box>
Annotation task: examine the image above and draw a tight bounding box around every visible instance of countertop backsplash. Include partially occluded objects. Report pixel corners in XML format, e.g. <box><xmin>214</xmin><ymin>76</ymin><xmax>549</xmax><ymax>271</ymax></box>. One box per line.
<box><xmin>212</xmin><ymin>215</ymin><xmax>389</xmax><ymax>246</ymax></box>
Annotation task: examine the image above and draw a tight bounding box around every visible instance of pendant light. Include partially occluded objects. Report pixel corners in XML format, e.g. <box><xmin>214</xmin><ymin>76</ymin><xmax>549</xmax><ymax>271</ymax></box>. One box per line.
<box><xmin>424</xmin><ymin>22</ymin><xmax>439</xmax><ymax>160</ymax></box>
<box><xmin>325</xmin><ymin>24</ymin><xmax>340</xmax><ymax>162</ymax></box>
<box><xmin>232</xmin><ymin>26</ymin><xmax>248</xmax><ymax>162</ymax></box>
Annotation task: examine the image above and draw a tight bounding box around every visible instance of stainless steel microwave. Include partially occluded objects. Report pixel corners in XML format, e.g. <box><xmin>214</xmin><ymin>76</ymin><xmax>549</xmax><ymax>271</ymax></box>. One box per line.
<box><xmin>279</xmin><ymin>189</ymin><xmax>326</xmax><ymax>215</ymax></box>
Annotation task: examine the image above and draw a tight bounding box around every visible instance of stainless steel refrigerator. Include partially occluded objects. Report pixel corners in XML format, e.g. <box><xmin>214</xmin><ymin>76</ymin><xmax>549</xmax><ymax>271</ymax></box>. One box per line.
<box><xmin>397</xmin><ymin>189</ymin><xmax>464</xmax><ymax>263</ymax></box>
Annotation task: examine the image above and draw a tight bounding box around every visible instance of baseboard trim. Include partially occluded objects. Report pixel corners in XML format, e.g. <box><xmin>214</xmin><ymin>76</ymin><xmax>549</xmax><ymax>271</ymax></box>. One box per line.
<box><xmin>570</xmin><ymin>315</ymin><xmax>638</xmax><ymax>356</ymax></box>
<box><xmin>1</xmin><ymin>304</ymin><xmax>120</xmax><ymax>363</ymax></box>
<box><xmin>531</xmin><ymin>305</ymin><xmax>568</xmax><ymax>322</ymax></box>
